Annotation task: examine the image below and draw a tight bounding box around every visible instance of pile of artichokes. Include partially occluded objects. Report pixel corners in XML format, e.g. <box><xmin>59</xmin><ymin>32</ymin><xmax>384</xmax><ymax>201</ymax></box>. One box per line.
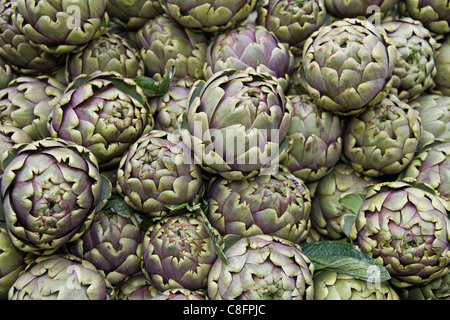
<box><xmin>0</xmin><ymin>0</ymin><xmax>449</xmax><ymax>301</ymax></box>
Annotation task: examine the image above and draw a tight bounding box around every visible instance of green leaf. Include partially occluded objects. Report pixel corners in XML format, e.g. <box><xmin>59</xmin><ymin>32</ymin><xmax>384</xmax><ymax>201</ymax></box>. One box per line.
<box><xmin>301</xmin><ymin>241</ymin><xmax>391</xmax><ymax>282</ymax></box>
<box><xmin>135</xmin><ymin>65</ymin><xmax>176</xmax><ymax>98</ymax></box>
<box><xmin>339</xmin><ymin>192</ymin><xmax>365</xmax><ymax>215</ymax></box>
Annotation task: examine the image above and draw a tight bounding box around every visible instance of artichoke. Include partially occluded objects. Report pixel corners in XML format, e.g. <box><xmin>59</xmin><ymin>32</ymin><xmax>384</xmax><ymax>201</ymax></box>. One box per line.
<box><xmin>0</xmin><ymin>76</ymin><xmax>65</xmax><ymax>141</ymax></box>
<box><xmin>281</xmin><ymin>94</ymin><xmax>343</xmax><ymax>183</ymax></box>
<box><xmin>106</xmin><ymin>0</ymin><xmax>163</xmax><ymax>30</ymax></box>
<box><xmin>13</xmin><ymin>0</ymin><xmax>108</xmax><ymax>55</ymax></box>
<box><xmin>141</xmin><ymin>214</ymin><xmax>218</xmax><ymax>291</ymax></box>
<box><xmin>204</xmin><ymin>25</ymin><xmax>295</xmax><ymax>92</ymax></box>
<box><xmin>309</xmin><ymin>162</ymin><xmax>380</xmax><ymax>240</ymax></box>
<box><xmin>49</xmin><ymin>72</ymin><xmax>153</xmax><ymax>170</ymax></box>
<box><xmin>256</xmin><ymin>0</ymin><xmax>327</xmax><ymax>52</ymax></box>
<box><xmin>302</xmin><ymin>18</ymin><xmax>397</xmax><ymax>116</ymax></box>
<box><xmin>0</xmin><ymin>56</ymin><xmax>14</xmax><ymax>90</ymax></box>
<box><xmin>1</xmin><ymin>138</ymin><xmax>108</xmax><ymax>255</ymax></box>
<box><xmin>324</xmin><ymin>0</ymin><xmax>398</xmax><ymax>19</ymax></box>
<box><xmin>0</xmin><ymin>125</ymin><xmax>32</xmax><ymax>176</ymax></box>
<box><xmin>353</xmin><ymin>181</ymin><xmax>450</xmax><ymax>288</ymax></box>
<box><xmin>117</xmin><ymin>130</ymin><xmax>203</xmax><ymax>217</ymax></box>
<box><xmin>151</xmin><ymin>288</ymin><xmax>206</xmax><ymax>300</ymax></box>
<box><xmin>115</xmin><ymin>273</ymin><xmax>159</xmax><ymax>300</ymax></box>
<box><xmin>399</xmin><ymin>0</ymin><xmax>450</xmax><ymax>34</ymax></box>
<box><xmin>159</xmin><ymin>0</ymin><xmax>258</xmax><ymax>33</ymax></box>
<box><xmin>434</xmin><ymin>35</ymin><xmax>450</xmax><ymax>96</ymax></box>
<box><xmin>343</xmin><ymin>95</ymin><xmax>422</xmax><ymax>177</ymax></box>
<box><xmin>8</xmin><ymin>255</ymin><xmax>115</xmax><ymax>300</ymax></box>
<box><xmin>207</xmin><ymin>171</ymin><xmax>311</xmax><ymax>244</ymax></box>
<box><xmin>208</xmin><ymin>235</ymin><xmax>314</xmax><ymax>300</ymax></box>
<box><xmin>137</xmin><ymin>14</ymin><xmax>208</xmax><ymax>81</ymax></box>
<box><xmin>67</xmin><ymin>33</ymin><xmax>145</xmax><ymax>82</ymax></box>
<box><xmin>313</xmin><ymin>270</ymin><xmax>400</xmax><ymax>300</ymax></box>
<box><xmin>379</xmin><ymin>18</ymin><xmax>438</xmax><ymax>101</ymax></box>
<box><xmin>399</xmin><ymin>273</ymin><xmax>450</xmax><ymax>300</ymax></box>
<box><xmin>184</xmin><ymin>69</ymin><xmax>292</xmax><ymax>181</ymax></box>
<box><xmin>64</xmin><ymin>197</ymin><xmax>144</xmax><ymax>286</ymax></box>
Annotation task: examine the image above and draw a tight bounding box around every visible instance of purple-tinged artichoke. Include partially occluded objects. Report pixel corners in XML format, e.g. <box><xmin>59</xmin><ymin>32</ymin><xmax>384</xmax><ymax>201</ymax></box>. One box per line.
<box><xmin>106</xmin><ymin>0</ymin><xmax>163</xmax><ymax>30</ymax></box>
<box><xmin>151</xmin><ymin>288</ymin><xmax>206</xmax><ymax>300</ymax></box>
<box><xmin>399</xmin><ymin>0</ymin><xmax>450</xmax><ymax>34</ymax></box>
<box><xmin>324</xmin><ymin>0</ymin><xmax>398</xmax><ymax>19</ymax></box>
<box><xmin>207</xmin><ymin>171</ymin><xmax>311</xmax><ymax>244</ymax></box>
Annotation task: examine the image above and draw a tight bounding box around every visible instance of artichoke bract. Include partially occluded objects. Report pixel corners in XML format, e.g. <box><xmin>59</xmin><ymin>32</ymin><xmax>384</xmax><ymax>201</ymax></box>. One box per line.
<box><xmin>343</xmin><ymin>95</ymin><xmax>422</xmax><ymax>177</ymax></box>
<box><xmin>141</xmin><ymin>214</ymin><xmax>218</xmax><ymax>291</ymax></box>
<box><xmin>324</xmin><ymin>0</ymin><xmax>398</xmax><ymax>19</ymax></box>
<box><xmin>434</xmin><ymin>36</ymin><xmax>450</xmax><ymax>96</ymax></box>
<box><xmin>302</xmin><ymin>18</ymin><xmax>397</xmax><ymax>116</ymax></box>
<box><xmin>0</xmin><ymin>57</ymin><xmax>14</xmax><ymax>90</ymax></box>
<box><xmin>117</xmin><ymin>130</ymin><xmax>203</xmax><ymax>217</ymax></box>
<box><xmin>8</xmin><ymin>255</ymin><xmax>115</xmax><ymax>300</ymax></box>
<box><xmin>67</xmin><ymin>33</ymin><xmax>145</xmax><ymax>82</ymax></box>
<box><xmin>313</xmin><ymin>270</ymin><xmax>400</xmax><ymax>300</ymax></box>
<box><xmin>1</xmin><ymin>138</ymin><xmax>107</xmax><ymax>255</ymax></box>
<box><xmin>49</xmin><ymin>72</ymin><xmax>152</xmax><ymax>170</ymax></box>
<box><xmin>204</xmin><ymin>25</ymin><xmax>295</xmax><ymax>92</ymax></box>
<box><xmin>399</xmin><ymin>0</ymin><xmax>450</xmax><ymax>34</ymax></box>
<box><xmin>0</xmin><ymin>76</ymin><xmax>65</xmax><ymax>141</ymax></box>
<box><xmin>184</xmin><ymin>69</ymin><xmax>292</xmax><ymax>181</ymax></box>
<box><xmin>208</xmin><ymin>235</ymin><xmax>315</xmax><ymax>300</ymax></box>
<box><xmin>256</xmin><ymin>0</ymin><xmax>327</xmax><ymax>52</ymax></box>
<box><xmin>13</xmin><ymin>0</ymin><xmax>108</xmax><ymax>55</ymax></box>
<box><xmin>380</xmin><ymin>18</ymin><xmax>438</xmax><ymax>101</ymax></box>
<box><xmin>137</xmin><ymin>14</ymin><xmax>208</xmax><ymax>81</ymax></box>
<box><xmin>159</xmin><ymin>0</ymin><xmax>258</xmax><ymax>33</ymax></box>
<box><xmin>353</xmin><ymin>181</ymin><xmax>450</xmax><ymax>288</ymax></box>
<box><xmin>115</xmin><ymin>273</ymin><xmax>159</xmax><ymax>300</ymax></box>
<box><xmin>207</xmin><ymin>171</ymin><xmax>311</xmax><ymax>244</ymax></box>
<box><xmin>281</xmin><ymin>94</ymin><xmax>343</xmax><ymax>183</ymax></box>
<box><xmin>0</xmin><ymin>125</ymin><xmax>32</xmax><ymax>176</ymax></box>
<box><xmin>106</xmin><ymin>0</ymin><xmax>163</xmax><ymax>30</ymax></box>
<box><xmin>64</xmin><ymin>198</ymin><xmax>144</xmax><ymax>286</ymax></box>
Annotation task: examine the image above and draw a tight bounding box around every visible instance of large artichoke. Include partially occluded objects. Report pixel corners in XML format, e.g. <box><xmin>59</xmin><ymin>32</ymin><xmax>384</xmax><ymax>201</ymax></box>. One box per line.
<box><xmin>204</xmin><ymin>25</ymin><xmax>295</xmax><ymax>91</ymax></box>
<box><xmin>117</xmin><ymin>130</ymin><xmax>203</xmax><ymax>217</ymax></box>
<box><xmin>324</xmin><ymin>0</ymin><xmax>398</xmax><ymax>19</ymax></box>
<box><xmin>434</xmin><ymin>35</ymin><xmax>450</xmax><ymax>96</ymax></box>
<box><xmin>106</xmin><ymin>0</ymin><xmax>163</xmax><ymax>30</ymax></box>
<box><xmin>399</xmin><ymin>0</ymin><xmax>450</xmax><ymax>34</ymax></box>
<box><xmin>302</xmin><ymin>18</ymin><xmax>397</xmax><ymax>116</ymax></box>
<box><xmin>207</xmin><ymin>235</ymin><xmax>315</xmax><ymax>300</ymax></box>
<box><xmin>352</xmin><ymin>181</ymin><xmax>450</xmax><ymax>288</ymax></box>
<box><xmin>159</xmin><ymin>0</ymin><xmax>258</xmax><ymax>33</ymax></box>
<box><xmin>49</xmin><ymin>72</ymin><xmax>152</xmax><ymax>170</ymax></box>
<box><xmin>8</xmin><ymin>254</ymin><xmax>115</xmax><ymax>300</ymax></box>
<box><xmin>256</xmin><ymin>0</ymin><xmax>327</xmax><ymax>52</ymax></box>
<box><xmin>141</xmin><ymin>214</ymin><xmax>218</xmax><ymax>291</ymax></box>
<box><xmin>207</xmin><ymin>171</ymin><xmax>311</xmax><ymax>243</ymax></box>
<box><xmin>281</xmin><ymin>94</ymin><xmax>343</xmax><ymax>183</ymax></box>
<box><xmin>343</xmin><ymin>95</ymin><xmax>422</xmax><ymax>177</ymax></box>
<box><xmin>1</xmin><ymin>138</ymin><xmax>108</xmax><ymax>255</ymax></box>
<box><xmin>184</xmin><ymin>69</ymin><xmax>292</xmax><ymax>181</ymax></box>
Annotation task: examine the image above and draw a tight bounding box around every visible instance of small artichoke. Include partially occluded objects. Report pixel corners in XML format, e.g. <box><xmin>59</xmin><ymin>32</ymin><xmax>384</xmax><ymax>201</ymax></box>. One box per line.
<box><xmin>324</xmin><ymin>0</ymin><xmax>398</xmax><ymax>19</ymax></box>
<box><xmin>281</xmin><ymin>94</ymin><xmax>343</xmax><ymax>182</ymax></box>
<box><xmin>434</xmin><ymin>35</ymin><xmax>450</xmax><ymax>96</ymax></box>
<box><xmin>117</xmin><ymin>130</ymin><xmax>203</xmax><ymax>217</ymax></box>
<box><xmin>106</xmin><ymin>0</ymin><xmax>163</xmax><ymax>30</ymax></box>
<box><xmin>207</xmin><ymin>171</ymin><xmax>311</xmax><ymax>244</ymax></box>
<box><xmin>208</xmin><ymin>235</ymin><xmax>315</xmax><ymax>300</ymax></box>
<box><xmin>159</xmin><ymin>0</ymin><xmax>258</xmax><ymax>33</ymax></box>
<box><xmin>399</xmin><ymin>0</ymin><xmax>450</xmax><ymax>34</ymax></box>
<box><xmin>302</xmin><ymin>18</ymin><xmax>397</xmax><ymax>116</ymax></box>
<box><xmin>353</xmin><ymin>181</ymin><xmax>450</xmax><ymax>288</ymax></box>
<box><xmin>343</xmin><ymin>95</ymin><xmax>422</xmax><ymax>177</ymax></box>
<box><xmin>8</xmin><ymin>255</ymin><xmax>115</xmax><ymax>300</ymax></box>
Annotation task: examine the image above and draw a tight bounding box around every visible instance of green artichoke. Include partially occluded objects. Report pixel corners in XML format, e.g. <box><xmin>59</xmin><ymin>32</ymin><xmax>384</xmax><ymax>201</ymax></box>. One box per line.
<box><xmin>399</xmin><ymin>273</ymin><xmax>450</xmax><ymax>300</ymax></box>
<box><xmin>324</xmin><ymin>0</ymin><xmax>398</xmax><ymax>19</ymax></box>
<box><xmin>309</xmin><ymin>162</ymin><xmax>380</xmax><ymax>240</ymax></box>
<box><xmin>313</xmin><ymin>270</ymin><xmax>400</xmax><ymax>300</ymax></box>
<box><xmin>64</xmin><ymin>197</ymin><xmax>144</xmax><ymax>286</ymax></box>
<box><xmin>302</xmin><ymin>18</ymin><xmax>397</xmax><ymax>116</ymax></box>
<box><xmin>151</xmin><ymin>288</ymin><xmax>206</xmax><ymax>300</ymax></box>
<box><xmin>115</xmin><ymin>273</ymin><xmax>159</xmax><ymax>300</ymax></box>
<box><xmin>353</xmin><ymin>181</ymin><xmax>450</xmax><ymax>288</ymax></box>
<box><xmin>159</xmin><ymin>0</ymin><xmax>258</xmax><ymax>33</ymax></box>
<box><xmin>1</xmin><ymin>138</ymin><xmax>108</xmax><ymax>255</ymax></box>
<box><xmin>137</xmin><ymin>14</ymin><xmax>208</xmax><ymax>81</ymax></box>
<box><xmin>117</xmin><ymin>130</ymin><xmax>203</xmax><ymax>217</ymax></box>
<box><xmin>8</xmin><ymin>254</ymin><xmax>115</xmax><ymax>300</ymax></box>
<box><xmin>434</xmin><ymin>35</ymin><xmax>450</xmax><ymax>96</ymax></box>
<box><xmin>67</xmin><ymin>33</ymin><xmax>145</xmax><ymax>82</ymax></box>
<box><xmin>343</xmin><ymin>95</ymin><xmax>422</xmax><ymax>177</ymax></box>
<box><xmin>256</xmin><ymin>0</ymin><xmax>327</xmax><ymax>52</ymax></box>
<box><xmin>0</xmin><ymin>76</ymin><xmax>66</xmax><ymax>141</ymax></box>
<box><xmin>141</xmin><ymin>214</ymin><xmax>218</xmax><ymax>291</ymax></box>
<box><xmin>379</xmin><ymin>18</ymin><xmax>438</xmax><ymax>101</ymax></box>
<box><xmin>184</xmin><ymin>69</ymin><xmax>292</xmax><ymax>181</ymax></box>
<box><xmin>399</xmin><ymin>0</ymin><xmax>450</xmax><ymax>34</ymax></box>
<box><xmin>208</xmin><ymin>235</ymin><xmax>315</xmax><ymax>300</ymax></box>
<box><xmin>207</xmin><ymin>171</ymin><xmax>311</xmax><ymax>244</ymax></box>
<box><xmin>13</xmin><ymin>0</ymin><xmax>108</xmax><ymax>55</ymax></box>
<box><xmin>49</xmin><ymin>72</ymin><xmax>153</xmax><ymax>170</ymax></box>
<box><xmin>204</xmin><ymin>25</ymin><xmax>295</xmax><ymax>92</ymax></box>
<box><xmin>0</xmin><ymin>56</ymin><xmax>14</xmax><ymax>90</ymax></box>
<box><xmin>106</xmin><ymin>0</ymin><xmax>163</xmax><ymax>30</ymax></box>
<box><xmin>281</xmin><ymin>94</ymin><xmax>343</xmax><ymax>182</ymax></box>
